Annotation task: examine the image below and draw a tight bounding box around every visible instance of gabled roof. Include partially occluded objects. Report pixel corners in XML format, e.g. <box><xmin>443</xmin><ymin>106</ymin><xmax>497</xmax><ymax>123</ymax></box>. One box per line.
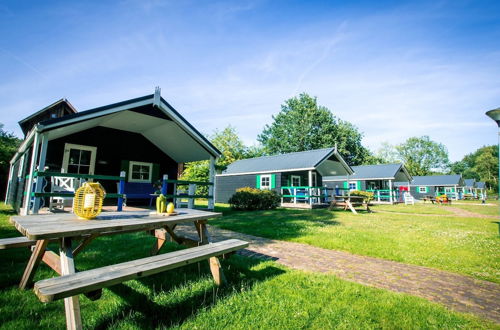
<box><xmin>476</xmin><ymin>181</ymin><xmax>486</xmax><ymax>189</ymax></box>
<box><xmin>218</xmin><ymin>148</ymin><xmax>353</xmax><ymax>176</ymax></box>
<box><xmin>410</xmin><ymin>175</ymin><xmax>464</xmax><ymax>186</ymax></box>
<box><xmin>18</xmin><ymin>98</ymin><xmax>77</xmax><ymax>135</ymax></box>
<box><xmin>11</xmin><ymin>89</ymin><xmax>221</xmax><ymax>164</ymax></box>
<box><xmin>323</xmin><ymin>163</ymin><xmax>411</xmax><ymax>181</ymax></box>
<box><xmin>464</xmin><ymin>179</ymin><xmax>476</xmax><ymax>188</ymax></box>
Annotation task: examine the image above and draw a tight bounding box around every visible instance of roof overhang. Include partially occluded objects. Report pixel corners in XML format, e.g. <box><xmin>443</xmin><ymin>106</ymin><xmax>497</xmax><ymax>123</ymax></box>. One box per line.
<box><xmin>314</xmin><ymin>149</ymin><xmax>354</xmax><ymax>177</ymax></box>
<box><xmin>11</xmin><ymin>91</ymin><xmax>221</xmax><ymax>164</ymax></box>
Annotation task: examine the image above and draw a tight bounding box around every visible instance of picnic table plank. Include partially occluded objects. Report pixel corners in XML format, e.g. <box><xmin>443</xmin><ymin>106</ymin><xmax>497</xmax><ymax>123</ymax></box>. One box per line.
<box><xmin>10</xmin><ymin>209</ymin><xmax>221</xmax><ymax>240</ymax></box>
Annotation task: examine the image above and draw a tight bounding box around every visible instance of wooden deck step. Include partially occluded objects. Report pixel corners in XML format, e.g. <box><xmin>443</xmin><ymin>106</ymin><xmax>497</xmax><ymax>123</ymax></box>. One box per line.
<box><xmin>0</xmin><ymin>237</ymin><xmax>37</xmax><ymax>249</ymax></box>
<box><xmin>35</xmin><ymin>239</ymin><xmax>248</xmax><ymax>302</ymax></box>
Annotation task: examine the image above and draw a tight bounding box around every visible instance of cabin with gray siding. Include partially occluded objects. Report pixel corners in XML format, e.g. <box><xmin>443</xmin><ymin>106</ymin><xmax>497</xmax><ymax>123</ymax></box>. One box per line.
<box><xmin>395</xmin><ymin>174</ymin><xmax>465</xmax><ymax>200</ymax></box>
<box><xmin>215</xmin><ymin>148</ymin><xmax>353</xmax><ymax>208</ymax></box>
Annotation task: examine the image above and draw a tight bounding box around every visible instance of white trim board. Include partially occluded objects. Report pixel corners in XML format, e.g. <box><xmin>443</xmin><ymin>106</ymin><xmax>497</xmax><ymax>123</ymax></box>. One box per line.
<box><xmin>216</xmin><ymin>167</ymin><xmax>316</xmax><ymax>177</ymax></box>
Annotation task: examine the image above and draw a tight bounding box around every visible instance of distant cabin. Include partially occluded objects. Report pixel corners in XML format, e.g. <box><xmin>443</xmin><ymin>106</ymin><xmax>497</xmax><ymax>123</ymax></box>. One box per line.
<box><xmin>395</xmin><ymin>174</ymin><xmax>465</xmax><ymax>200</ymax></box>
<box><xmin>322</xmin><ymin>163</ymin><xmax>412</xmax><ymax>204</ymax></box>
<box><xmin>215</xmin><ymin>148</ymin><xmax>353</xmax><ymax>208</ymax></box>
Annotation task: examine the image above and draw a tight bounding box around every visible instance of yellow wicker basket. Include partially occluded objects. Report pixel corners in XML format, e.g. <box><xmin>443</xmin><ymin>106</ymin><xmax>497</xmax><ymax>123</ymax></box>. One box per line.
<box><xmin>73</xmin><ymin>182</ymin><xmax>106</xmax><ymax>219</ymax></box>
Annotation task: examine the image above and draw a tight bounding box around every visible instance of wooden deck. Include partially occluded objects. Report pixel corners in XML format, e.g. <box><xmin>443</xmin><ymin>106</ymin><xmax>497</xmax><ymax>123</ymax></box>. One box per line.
<box><xmin>280</xmin><ymin>203</ymin><xmax>330</xmax><ymax>209</ymax></box>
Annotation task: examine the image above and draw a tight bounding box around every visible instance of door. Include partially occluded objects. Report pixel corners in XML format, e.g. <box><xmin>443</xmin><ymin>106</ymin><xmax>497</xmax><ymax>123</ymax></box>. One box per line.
<box><xmin>62</xmin><ymin>143</ymin><xmax>97</xmax><ymax>175</ymax></box>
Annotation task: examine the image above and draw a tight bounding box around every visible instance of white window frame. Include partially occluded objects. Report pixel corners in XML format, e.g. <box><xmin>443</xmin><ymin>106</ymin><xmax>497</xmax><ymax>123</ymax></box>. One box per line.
<box><xmin>260</xmin><ymin>174</ymin><xmax>271</xmax><ymax>190</ymax></box>
<box><xmin>418</xmin><ymin>186</ymin><xmax>427</xmax><ymax>193</ymax></box>
<box><xmin>129</xmin><ymin>161</ymin><xmax>153</xmax><ymax>183</ymax></box>
<box><xmin>17</xmin><ymin>154</ymin><xmax>25</xmax><ymax>178</ymax></box>
<box><xmin>291</xmin><ymin>175</ymin><xmax>301</xmax><ymax>187</ymax></box>
<box><xmin>348</xmin><ymin>182</ymin><xmax>357</xmax><ymax>191</ymax></box>
<box><xmin>444</xmin><ymin>187</ymin><xmax>453</xmax><ymax>193</ymax></box>
<box><xmin>62</xmin><ymin>143</ymin><xmax>97</xmax><ymax>175</ymax></box>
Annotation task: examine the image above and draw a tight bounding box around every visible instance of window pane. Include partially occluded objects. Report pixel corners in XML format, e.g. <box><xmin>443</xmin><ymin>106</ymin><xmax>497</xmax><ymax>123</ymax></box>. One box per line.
<box><xmin>79</xmin><ymin>165</ymin><xmax>90</xmax><ymax>174</ymax></box>
<box><xmin>69</xmin><ymin>149</ymin><xmax>80</xmax><ymax>165</ymax></box>
<box><xmin>80</xmin><ymin>150</ymin><xmax>91</xmax><ymax>165</ymax></box>
<box><xmin>67</xmin><ymin>165</ymin><xmax>79</xmax><ymax>174</ymax></box>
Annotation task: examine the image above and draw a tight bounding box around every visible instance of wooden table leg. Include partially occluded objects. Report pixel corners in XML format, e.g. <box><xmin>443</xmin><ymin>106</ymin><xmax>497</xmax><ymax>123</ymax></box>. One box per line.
<box><xmin>72</xmin><ymin>234</ymin><xmax>99</xmax><ymax>257</ymax></box>
<box><xmin>60</xmin><ymin>237</ymin><xmax>82</xmax><ymax>330</ymax></box>
<box><xmin>19</xmin><ymin>239</ymin><xmax>49</xmax><ymax>289</ymax></box>
<box><xmin>195</xmin><ymin>220</ymin><xmax>226</xmax><ymax>285</ymax></box>
<box><xmin>151</xmin><ymin>229</ymin><xmax>168</xmax><ymax>256</ymax></box>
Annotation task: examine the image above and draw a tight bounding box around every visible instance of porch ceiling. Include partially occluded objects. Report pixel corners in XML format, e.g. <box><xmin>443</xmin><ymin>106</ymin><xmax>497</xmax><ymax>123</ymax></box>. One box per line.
<box><xmin>44</xmin><ymin>110</ymin><xmax>212</xmax><ymax>163</ymax></box>
<box><xmin>316</xmin><ymin>159</ymin><xmax>351</xmax><ymax>177</ymax></box>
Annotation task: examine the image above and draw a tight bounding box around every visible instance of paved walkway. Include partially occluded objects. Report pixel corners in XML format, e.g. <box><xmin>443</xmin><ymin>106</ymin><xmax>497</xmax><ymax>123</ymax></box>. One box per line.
<box><xmin>174</xmin><ymin>224</ymin><xmax>500</xmax><ymax>323</ymax></box>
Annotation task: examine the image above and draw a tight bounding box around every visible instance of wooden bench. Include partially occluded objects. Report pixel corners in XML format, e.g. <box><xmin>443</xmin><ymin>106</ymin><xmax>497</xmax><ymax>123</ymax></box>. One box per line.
<box><xmin>122</xmin><ymin>182</ymin><xmax>157</xmax><ymax>205</ymax></box>
<box><xmin>0</xmin><ymin>237</ymin><xmax>37</xmax><ymax>249</ymax></box>
<box><xmin>34</xmin><ymin>238</ymin><xmax>248</xmax><ymax>305</ymax></box>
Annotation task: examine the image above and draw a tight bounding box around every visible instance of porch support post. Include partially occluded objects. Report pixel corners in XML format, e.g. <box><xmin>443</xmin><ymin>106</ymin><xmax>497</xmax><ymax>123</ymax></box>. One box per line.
<box><xmin>117</xmin><ymin>171</ymin><xmax>126</xmax><ymax>211</ymax></box>
<box><xmin>22</xmin><ymin>132</ymin><xmax>40</xmax><ymax>216</ymax></box>
<box><xmin>454</xmin><ymin>184</ymin><xmax>458</xmax><ymax>200</ymax></box>
<box><xmin>388</xmin><ymin>180</ymin><xmax>393</xmax><ymax>204</ymax></box>
<box><xmin>208</xmin><ymin>156</ymin><xmax>215</xmax><ymax>210</ymax></box>
<box><xmin>33</xmin><ymin>133</ymin><xmax>48</xmax><ymax>214</ymax></box>
<box><xmin>4</xmin><ymin>163</ymin><xmax>14</xmax><ymax>203</ymax></box>
<box><xmin>308</xmin><ymin>170</ymin><xmax>313</xmax><ymax>205</ymax></box>
<box><xmin>188</xmin><ymin>184</ymin><xmax>195</xmax><ymax>209</ymax></box>
<box><xmin>161</xmin><ymin>174</ymin><xmax>168</xmax><ymax>195</ymax></box>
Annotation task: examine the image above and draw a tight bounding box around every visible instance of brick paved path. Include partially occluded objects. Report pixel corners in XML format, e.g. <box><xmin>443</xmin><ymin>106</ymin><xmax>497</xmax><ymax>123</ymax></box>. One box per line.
<box><xmin>175</xmin><ymin>224</ymin><xmax>500</xmax><ymax>323</ymax></box>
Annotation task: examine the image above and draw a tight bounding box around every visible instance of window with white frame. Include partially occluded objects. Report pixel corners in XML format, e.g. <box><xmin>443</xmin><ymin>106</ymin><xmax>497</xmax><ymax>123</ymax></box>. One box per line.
<box><xmin>348</xmin><ymin>182</ymin><xmax>357</xmax><ymax>190</ymax></box>
<box><xmin>291</xmin><ymin>175</ymin><xmax>301</xmax><ymax>187</ymax></box>
<box><xmin>444</xmin><ymin>187</ymin><xmax>452</xmax><ymax>193</ymax></box>
<box><xmin>260</xmin><ymin>175</ymin><xmax>271</xmax><ymax>190</ymax></box>
<box><xmin>129</xmin><ymin>161</ymin><xmax>153</xmax><ymax>183</ymax></box>
<box><xmin>418</xmin><ymin>187</ymin><xmax>427</xmax><ymax>193</ymax></box>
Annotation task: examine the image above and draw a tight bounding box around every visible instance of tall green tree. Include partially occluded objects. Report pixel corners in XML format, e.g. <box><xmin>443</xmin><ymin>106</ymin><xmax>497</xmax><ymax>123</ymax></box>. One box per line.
<box><xmin>395</xmin><ymin>136</ymin><xmax>450</xmax><ymax>176</ymax></box>
<box><xmin>180</xmin><ymin>126</ymin><xmax>262</xmax><ymax>188</ymax></box>
<box><xmin>257</xmin><ymin>93</ymin><xmax>369</xmax><ymax>165</ymax></box>
<box><xmin>0</xmin><ymin>124</ymin><xmax>21</xmax><ymax>199</ymax></box>
<box><xmin>450</xmin><ymin>145</ymin><xmax>498</xmax><ymax>191</ymax></box>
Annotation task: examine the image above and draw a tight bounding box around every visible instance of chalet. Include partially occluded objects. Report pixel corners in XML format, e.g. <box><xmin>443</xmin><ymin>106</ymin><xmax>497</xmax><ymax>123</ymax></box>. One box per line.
<box><xmin>464</xmin><ymin>179</ymin><xmax>476</xmax><ymax>197</ymax></box>
<box><xmin>395</xmin><ymin>174</ymin><xmax>465</xmax><ymax>200</ymax></box>
<box><xmin>5</xmin><ymin>88</ymin><xmax>221</xmax><ymax>215</ymax></box>
<box><xmin>322</xmin><ymin>163</ymin><xmax>412</xmax><ymax>204</ymax></box>
<box><xmin>475</xmin><ymin>181</ymin><xmax>487</xmax><ymax>199</ymax></box>
<box><xmin>215</xmin><ymin>147</ymin><xmax>353</xmax><ymax>208</ymax></box>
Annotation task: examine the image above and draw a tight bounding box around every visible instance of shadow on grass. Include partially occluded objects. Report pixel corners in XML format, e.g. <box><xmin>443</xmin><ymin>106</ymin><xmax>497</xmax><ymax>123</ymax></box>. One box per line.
<box><xmin>211</xmin><ymin>207</ymin><xmax>340</xmax><ymax>241</ymax></box>
<box><xmin>92</xmin><ymin>255</ymin><xmax>284</xmax><ymax>329</ymax></box>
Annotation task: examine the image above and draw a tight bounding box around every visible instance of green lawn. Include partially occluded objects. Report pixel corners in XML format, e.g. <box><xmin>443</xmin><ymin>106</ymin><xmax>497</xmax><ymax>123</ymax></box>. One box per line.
<box><xmin>452</xmin><ymin>203</ymin><xmax>499</xmax><ymax>216</ymax></box>
<box><xmin>370</xmin><ymin>203</ymin><xmax>453</xmax><ymax>215</ymax></box>
<box><xmin>211</xmin><ymin>204</ymin><xmax>500</xmax><ymax>284</ymax></box>
<box><xmin>0</xmin><ymin>204</ymin><xmax>497</xmax><ymax>328</ymax></box>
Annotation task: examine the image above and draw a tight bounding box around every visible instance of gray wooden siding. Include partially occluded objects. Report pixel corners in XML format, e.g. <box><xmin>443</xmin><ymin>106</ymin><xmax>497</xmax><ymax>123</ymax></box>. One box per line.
<box><xmin>215</xmin><ymin>172</ymin><xmax>282</xmax><ymax>203</ymax></box>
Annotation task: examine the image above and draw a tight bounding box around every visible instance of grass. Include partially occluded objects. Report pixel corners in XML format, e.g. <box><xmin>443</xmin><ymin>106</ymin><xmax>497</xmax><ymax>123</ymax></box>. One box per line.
<box><xmin>370</xmin><ymin>203</ymin><xmax>453</xmax><ymax>214</ymax></box>
<box><xmin>0</xmin><ymin>203</ymin><xmax>497</xmax><ymax>328</ymax></box>
<box><xmin>211</xmin><ymin>204</ymin><xmax>500</xmax><ymax>284</ymax></box>
<box><xmin>452</xmin><ymin>203</ymin><xmax>499</xmax><ymax>216</ymax></box>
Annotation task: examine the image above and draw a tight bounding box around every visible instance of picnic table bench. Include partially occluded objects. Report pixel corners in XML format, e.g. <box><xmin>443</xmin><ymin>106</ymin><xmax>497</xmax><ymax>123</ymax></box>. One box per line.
<box><xmin>6</xmin><ymin>209</ymin><xmax>248</xmax><ymax>330</ymax></box>
<box><xmin>330</xmin><ymin>195</ymin><xmax>372</xmax><ymax>214</ymax></box>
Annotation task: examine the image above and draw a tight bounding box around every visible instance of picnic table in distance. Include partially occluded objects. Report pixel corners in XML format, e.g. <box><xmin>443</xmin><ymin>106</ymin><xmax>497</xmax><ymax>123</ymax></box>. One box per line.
<box><xmin>330</xmin><ymin>195</ymin><xmax>372</xmax><ymax>214</ymax></box>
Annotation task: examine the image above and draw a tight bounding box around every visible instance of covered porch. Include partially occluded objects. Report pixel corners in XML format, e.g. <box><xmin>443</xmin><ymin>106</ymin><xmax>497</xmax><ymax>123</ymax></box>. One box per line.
<box><xmin>6</xmin><ymin>89</ymin><xmax>221</xmax><ymax>215</ymax></box>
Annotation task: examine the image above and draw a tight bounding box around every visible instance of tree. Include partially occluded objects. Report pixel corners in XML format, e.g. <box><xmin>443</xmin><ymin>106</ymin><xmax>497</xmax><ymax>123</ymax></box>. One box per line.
<box><xmin>180</xmin><ymin>126</ymin><xmax>260</xmax><ymax>188</ymax></box>
<box><xmin>257</xmin><ymin>93</ymin><xmax>370</xmax><ymax>165</ymax></box>
<box><xmin>375</xmin><ymin>142</ymin><xmax>400</xmax><ymax>164</ymax></box>
<box><xmin>450</xmin><ymin>145</ymin><xmax>498</xmax><ymax>191</ymax></box>
<box><xmin>395</xmin><ymin>136</ymin><xmax>450</xmax><ymax>176</ymax></box>
<box><xmin>0</xmin><ymin>124</ymin><xmax>21</xmax><ymax>199</ymax></box>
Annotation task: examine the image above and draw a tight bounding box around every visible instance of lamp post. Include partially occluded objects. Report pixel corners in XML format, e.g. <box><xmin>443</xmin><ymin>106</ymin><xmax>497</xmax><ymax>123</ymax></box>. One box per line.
<box><xmin>485</xmin><ymin>108</ymin><xmax>500</xmax><ymax>234</ymax></box>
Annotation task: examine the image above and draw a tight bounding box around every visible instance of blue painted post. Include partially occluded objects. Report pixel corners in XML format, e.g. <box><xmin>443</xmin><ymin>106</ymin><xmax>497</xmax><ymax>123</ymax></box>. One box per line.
<box><xmin>117</xmin><ymin>171</ymin><xmax>125</xmax><ymax>211</ymax></box>
<box><xmin>161</xmin><ymin>174</ymin><xmax>168</xmax><ymax>195</ymax></box>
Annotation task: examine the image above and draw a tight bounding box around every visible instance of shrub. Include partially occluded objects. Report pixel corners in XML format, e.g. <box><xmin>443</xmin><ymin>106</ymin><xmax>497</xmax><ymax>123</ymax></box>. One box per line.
<box><xmin>349</xmin><ymin>190</ymin><xmax>374</xmax><ymax>202</ymax></box>
<box><xmin>228</xmin><ymin>187</ymin><xmax>281</xmax><ymax>210</ymax></box>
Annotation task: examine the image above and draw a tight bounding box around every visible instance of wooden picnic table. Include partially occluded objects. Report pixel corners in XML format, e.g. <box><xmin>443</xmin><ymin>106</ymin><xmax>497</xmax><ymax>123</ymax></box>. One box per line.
<box><xmin>331</xmin><ymin>195</ymin><xmax>372</xmax><ymax>214</ymax></box>
<box><xmin>10</xmin><ymin>208</ymin><xmax>225</xmax><ymax>329</ymax></box>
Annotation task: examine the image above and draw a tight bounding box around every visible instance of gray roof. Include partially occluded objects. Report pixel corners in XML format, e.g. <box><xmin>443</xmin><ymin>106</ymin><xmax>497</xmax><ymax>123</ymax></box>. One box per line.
<box><xmin>220</xmin><ymin>148</ymin><xmax>351</xmax><ymax>175</ymax></box>
<box><xmin>323</xmin><ymin>163</ymin><xmax>408</xmax><ymax>181</ymax></box>
<box><xmin>476</xmin><ymin>181</ymin><xmax>486</xmax><ymax>189</ymax></box>
<box><xmin>464</xmin><ymin>179</ymin><xmax>476</xmax><ymax>188</ymax></box>
<box><xmin>410</xmin><ymin>175</ymin><xmax>463</xmax><ymax>186</ymax></box>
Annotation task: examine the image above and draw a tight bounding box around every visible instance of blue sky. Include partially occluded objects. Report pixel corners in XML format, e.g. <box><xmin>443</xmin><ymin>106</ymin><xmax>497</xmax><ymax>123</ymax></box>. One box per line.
<box><xmin>0</xmin><ymin>0</ymin><xmax>499</xmax><ymax>161</ymax></box>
